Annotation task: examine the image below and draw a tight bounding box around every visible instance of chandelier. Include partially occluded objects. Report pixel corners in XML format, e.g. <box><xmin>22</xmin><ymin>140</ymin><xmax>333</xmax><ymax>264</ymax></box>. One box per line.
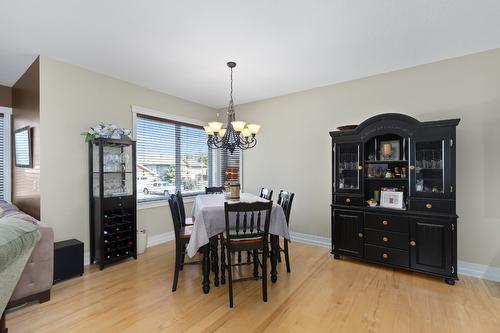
<box><xmin>204</xmin><ymin>62</ymin><xmax>260</xmax><ymax>154</ymax></box>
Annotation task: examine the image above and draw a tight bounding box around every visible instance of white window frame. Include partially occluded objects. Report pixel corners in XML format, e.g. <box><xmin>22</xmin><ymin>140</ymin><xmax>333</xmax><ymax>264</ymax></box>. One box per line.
<box><xmin>0</xmin><ymin>107</ymin><xmax>12</xmax><ymax>202</ymax></box>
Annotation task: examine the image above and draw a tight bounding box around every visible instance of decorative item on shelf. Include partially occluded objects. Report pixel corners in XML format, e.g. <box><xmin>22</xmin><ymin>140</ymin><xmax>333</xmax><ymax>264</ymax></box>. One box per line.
<box><xmin>81</xmin><ymin>123</ymin><xmax>132</xmax><ymax>143</ymax></box>
<box><xmin>384</xmin><ymin>169</ymin><xmax>394</xmax><ymax>179</ymax></box>
<box><xmin>380</xmin><ymin>140</ymin><xmax>400</xmax><ymax>161</ymax></box>
<box><xmin>204</xmin><ymin>62</ymin><xmax>260</xmax><ymax>154</ymax></box>
<box><xmin>380</xmin><ymin>189</ymin><xmax>404</xmax><ymax>209</ymax></box>
<box><xmin>367</xmin><ymin>199</ymin><xmax>377</xmax><ymax>207</ymax></box>
<box><xmin>401</xmin><ymin>166</ymin><xmax>407</xmax><ymax>179</ymax></box>
<box><xmin>373</xmin><ymin>190</ymin><xmax>380</xmax><ymax>203</ymax></box>
<box><xmin>394</xmin><ymin>167</ymin><xmax>401</xmax><ymax>178</ymax></box>
<box><xmin>374</xmin><ymin>166</ymin><xmax>384</xmax><ymax>178</ymax></box>
<box><xmin>368</xmin><ymin>154</ymin><xmax>375</xmax><ymax>161</ymax></box>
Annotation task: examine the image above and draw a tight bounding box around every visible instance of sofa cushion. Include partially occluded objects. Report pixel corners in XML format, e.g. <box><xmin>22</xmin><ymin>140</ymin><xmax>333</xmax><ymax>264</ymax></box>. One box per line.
<box><xmin>0</xmin><ymin>217</ymin><xmax>41</xmax><ymax>273</ymax></box>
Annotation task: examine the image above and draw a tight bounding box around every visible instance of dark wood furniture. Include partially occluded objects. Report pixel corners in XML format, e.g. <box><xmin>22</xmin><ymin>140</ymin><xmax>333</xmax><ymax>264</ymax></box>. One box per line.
<box><xmin>259</xmin><ymin>187</ymin><xmax>273</xmax><ymax>200</ymax></box>
<box><xmin>221</xmin><ymin>201</ymin><xmax>272</xmax><ymax>307</ymax></box>
<box><xmin>168</xmin><ymin>195</ymin><xmax>202</xmax><ymax>292</ymax></box>
<box><xmin>205</xmin><ymin>186</ymin><xmax>225</xmax><ymax>194</ymax></box>
<box><xmin>53</xmin><ymin>239</ymin><xmax>84</xmax><ymax>283</ymax></box>
<box><xmin>276</xmin><ymin>190</ymin><xmax>295</xmax><ymax>272</ymax></box>
<box><xmin>330</xmin><ymin>114</ymin><xmax>460</xmax><ymax>285</ymax></box>
<box><xmin>175</xmin><ymin>191</ymin><xmax>193</xmax><ymax>226</ymax></box>
<box><xmin>89</xmin><ymin>138</ymin><xmax>137</xmax><ymax>270</ymax></box>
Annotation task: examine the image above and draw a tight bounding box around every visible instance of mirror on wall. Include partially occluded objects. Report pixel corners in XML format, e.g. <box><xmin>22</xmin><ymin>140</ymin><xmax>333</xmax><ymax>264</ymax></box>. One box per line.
<box><xmin>14</xmin><ymin>126</ymin><xmax>32</xmax><ymax>168</ymax></box>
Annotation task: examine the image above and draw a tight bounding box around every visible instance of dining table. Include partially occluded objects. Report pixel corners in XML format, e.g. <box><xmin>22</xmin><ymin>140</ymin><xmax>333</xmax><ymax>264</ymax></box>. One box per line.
<box><xmin>188</xmin><ymin>192</ymin><xmax>290</xmax><ymax>293</ymax></box>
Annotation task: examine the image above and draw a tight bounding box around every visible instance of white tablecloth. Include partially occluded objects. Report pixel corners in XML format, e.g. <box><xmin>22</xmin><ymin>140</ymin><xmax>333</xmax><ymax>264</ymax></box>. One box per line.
<box><xmin>186</xmin><ymin>193</ymin><xmax>290</xmax><ymax>257</ymax></box>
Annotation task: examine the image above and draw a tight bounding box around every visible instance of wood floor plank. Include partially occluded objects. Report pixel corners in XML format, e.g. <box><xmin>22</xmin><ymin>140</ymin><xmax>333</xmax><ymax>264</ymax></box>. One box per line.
<box><xmin>6</xmin><ymin>241</ymin><xmax>500</xmax><ymax>332</ymax></box>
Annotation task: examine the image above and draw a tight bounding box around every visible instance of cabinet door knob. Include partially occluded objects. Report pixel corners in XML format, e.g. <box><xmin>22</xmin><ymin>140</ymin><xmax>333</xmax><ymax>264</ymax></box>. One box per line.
<box><xmin>358</xmin><ymin>232</ymin><xmax>364</xmax><ymax>238</ymax></box>
<box><xmin>382</xmin><ymin>253</ymin><xmax>389</xmax><ymax>259</ymax></box>
<box><xmin>382</xmin><ymin>236</ymin><xmax>388</xmax><ymax>242</ymax></box>
<box><xmin>425</xmin><ymin>203</ymin><xmax>432</xmax><ymax>209</ymax></box>
<box><xmin>410</xmin><ymin>240</ymin><xmax>416</xmax><ymax>247</ymax></box>
<box><xmin>357</xmin><ymin>165</ymin><xmax>363</xmax><ymax>171</ymax></box>
<box><xmin>382</xmin><ymin>220</ymin><xmax>389</xmax><ymax>226</ymax></box>
<box><xmin>409</xmin><ymin>165</ymin><xmax>415</xmax><ymax>170</ymax></box>
<box><xmin>345</xmin><ymin>198</ymin><xmax>351</xmax><ymax>203</ymax></box>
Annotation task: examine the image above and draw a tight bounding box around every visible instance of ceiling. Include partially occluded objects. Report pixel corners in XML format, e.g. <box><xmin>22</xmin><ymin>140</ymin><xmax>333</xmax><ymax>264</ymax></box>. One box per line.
<box><xmin>1</xmin><ymin>0</ymin><xmax>500</xmax><ymax>108</ymax></box>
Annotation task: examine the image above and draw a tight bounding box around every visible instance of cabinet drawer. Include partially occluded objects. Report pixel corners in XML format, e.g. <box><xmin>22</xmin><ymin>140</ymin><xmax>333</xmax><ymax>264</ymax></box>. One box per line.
<box><xmin>365</xmin><ymin>244</ymin><xmax>409</xmax><ymax>268</ymax></box>
<box><xmin>335</xmin><ymin>195</ymin><xmax>363</xmax><ymax>206</ymax></box>
<box><xmin>364</xmin><ymin>229</ymin><xmax>409</xmax><ymax>250</ymax></box>
<box><xmin>365</xmin><ymin>213</ymin><xmax>408</xmax><ymax>233</ymax></box>
<box><xmin>103</xmin><ymin>196</ymin><xmax>135</xmax><ymax>210</ymax></box>
<box><xmin>410</xmin><ymin>198</ymin><xmax>452</xmax><ymax>214</ymax></box>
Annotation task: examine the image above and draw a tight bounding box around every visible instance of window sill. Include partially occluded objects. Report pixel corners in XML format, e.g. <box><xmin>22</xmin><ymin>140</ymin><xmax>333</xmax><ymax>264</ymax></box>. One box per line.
<box><xmin>137</xmin><ymin>196</ymin><xmax>196</xmax><ymax>210</ymax></box>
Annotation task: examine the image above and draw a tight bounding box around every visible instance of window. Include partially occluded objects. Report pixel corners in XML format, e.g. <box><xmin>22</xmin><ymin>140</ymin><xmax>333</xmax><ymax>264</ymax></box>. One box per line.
<box><xmin>136</xmin><ymin>113</ymin><xmax>214</xmax><ymax>202</ymax></box>
<box><xmin>0</xmin><ymin>108</ymin><xmax>11</xmax><ymax>202</ymax></box>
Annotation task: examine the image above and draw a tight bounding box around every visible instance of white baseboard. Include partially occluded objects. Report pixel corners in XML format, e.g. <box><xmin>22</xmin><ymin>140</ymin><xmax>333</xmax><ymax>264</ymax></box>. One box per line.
<box><xmin>289</xmin><ymin>231</ymin><xmax>500</xmax><ymax>283</ymax></box>
<box><xmin>147</xmin><ymin>231</ymin><xmax>175</xmax><ymax>247</ymax></box>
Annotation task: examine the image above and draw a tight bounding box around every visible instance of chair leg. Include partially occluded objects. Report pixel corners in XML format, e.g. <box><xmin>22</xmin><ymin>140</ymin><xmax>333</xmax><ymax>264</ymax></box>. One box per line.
<box><xmin>220</xmin><ymin>240</ymin><xmax>226</xmax><ymax>285</ymax></box>
<box><xmin>180</xmin><ymin>248</ymin><xmax>186</xmax><ymax>271</ymax></box>
<box><xmin>277</xmin><ymin>238</ymin><xmax>282</xmax><ymax>262</ymax></box>
<box><xmin>284</xmin><ymin>240</ymin><xmax>291</xmax><ymax>273</ymax></box>
<box><xmin>172</xmin><ymin>243</ymin><xmax>181</xmax><ymax>292</ymax></box>
<box><xmin>247</xmin><ymin>250</ymin><xmax>252</xmax><ymax>263</ymax></box>
<box><xmin>227</xmin><ymin>252</ymin><xmax>234</xmax><ymax>308</ymax></box>
<box><xmin>253</xmin><ymin>249</ymin><xmax>259</xmax><ymax>279</ymax></box>
<box><xmin>237</xmin><ymin>251</ymin><xmax>242</xmax><ymax>263</ymax></box>
<box><xmin>262</xmin><ymin>248</ymin><xmax>268</xmax><ymax>302</ymax></box>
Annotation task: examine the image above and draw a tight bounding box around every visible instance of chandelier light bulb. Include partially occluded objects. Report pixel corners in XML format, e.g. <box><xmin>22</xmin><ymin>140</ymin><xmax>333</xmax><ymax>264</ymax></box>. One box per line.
<box><xmin>218</xmin><ymin>128</ymin><xmax>227</xmax><ymax>137</ymax></box>
<box><xmin>208</xmin><ymin>121</ymin><xmax>223</xmax><ymax>132</ymax></box>
<box><xmin>241</xmin><ymin>128</ymin><xmax>251</xmax><ymax>138</ymax></box>
<box><xmin>247</xmin><ymin>124</ymin><xmax>261</xmax><ymax>134</ymax></box>
<box><xmin>203</xmin><ymin>125</ymin><xmax>214</xmax><ymax>136</ymax></box>
<box><xmin>231</xmin><ymin>121</ymin><xmax>246</xmax><ymax>132</ymax></box>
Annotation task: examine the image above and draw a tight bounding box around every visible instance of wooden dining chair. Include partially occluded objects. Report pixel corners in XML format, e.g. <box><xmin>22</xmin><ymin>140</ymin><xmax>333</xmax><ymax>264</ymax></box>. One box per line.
<box><xmin>276</xmin><ymin>190</ymin><xmax>295</xmax><ymax>272</ymax></box>
<box><xmin>259</xmin><ymin>187</ymin><xmax>273</xmax><ymax>200</ymax></box>
<box><xmin>205</xmin><ymin>186</ymin><xmax>225</xmax><ymax>194</ymax></box>
<box><xmin>221</xmin><ymin>201</ymin><xmax>272</xmax><ymax>307</ymax></box>
<box><xmin>176</xmin><ymin>191</ymin><xmax>193</xmax><ymax>226</ymax></box>
<box><xmin>168</xmin><ymin>195</ymin><xmax>200</xmax><ymax>292</ymax></box>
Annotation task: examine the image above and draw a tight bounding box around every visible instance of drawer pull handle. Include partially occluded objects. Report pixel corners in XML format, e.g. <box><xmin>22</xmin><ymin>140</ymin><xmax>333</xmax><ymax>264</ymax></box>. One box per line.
<box><xmin>358</xmin><ymin>232</ymin><xmax>363</xmax><ymax>238</ymax></box>
<box><xmin>382</xmin><ymin>253</ymin><xmax>389</xmax><ymax>259</ymax></box>
<box><xmin>426</xmin><ymin>203</ymin><xmax>432</xmax><ymax>209</ymax></box>
<box><xmin>382</xmin><ymin>236</ymin><xmax>388</xmax><ymax>242</ymax></box>
<box><xmin>346</xmin><ymin>198</ymin><xmax>351</xmax><ymax>203</ymax></box>
<box><xmin>382</xmin><ymin>220</ymin><xmax>389</xmax><ymax>226</ymax></box>
<box><xmin>410</xmin><ymin>240</ymin><xmax>416</xmax><ymax>247</ymax></box>
<box><xmin>409</xmin><ymin>165</ymin><xmax>415</xmax><ymax>170</ymax></box>
<box><xmin>357</xmin><ymin>165</ymin><xmax>363</xmax><ymax>171</ymax></box>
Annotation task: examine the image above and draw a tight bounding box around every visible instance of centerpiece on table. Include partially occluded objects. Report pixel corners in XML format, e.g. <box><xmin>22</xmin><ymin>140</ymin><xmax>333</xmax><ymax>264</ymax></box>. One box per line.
<box><xmin>81</xmin><ymin>123</ymin><xmax>132</xmax><ymax>143</ymax></box>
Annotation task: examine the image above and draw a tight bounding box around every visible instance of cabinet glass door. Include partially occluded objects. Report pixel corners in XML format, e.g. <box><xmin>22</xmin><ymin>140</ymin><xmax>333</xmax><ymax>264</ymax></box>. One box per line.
<box><xmin>335</xmin><ymin>142</ymin><xmax>362</xmax><ymax>193</ymax></box>
<box><xmin>412</xmin><ymin>139</ymin><xmax>448</xmax><ymax>197</ymax></box>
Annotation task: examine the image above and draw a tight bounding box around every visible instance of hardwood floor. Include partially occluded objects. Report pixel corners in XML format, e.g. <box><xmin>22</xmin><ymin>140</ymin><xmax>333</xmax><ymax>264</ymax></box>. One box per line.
<box><xmin>7</xmin><ymin>241</ymin><xmax>500</xmax><ymax>332</ymax></box>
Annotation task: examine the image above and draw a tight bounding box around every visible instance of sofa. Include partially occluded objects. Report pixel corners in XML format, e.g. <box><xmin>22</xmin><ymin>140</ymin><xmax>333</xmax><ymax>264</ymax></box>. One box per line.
<box><xmin>0</xmin><ymin>201</ymin><xmax>54</xmax><ymax>308</ymax></box>
<box><xmin>0</xmin><ymin>217</ymin><xmax>41</xmax><ymax>333</ymax></box>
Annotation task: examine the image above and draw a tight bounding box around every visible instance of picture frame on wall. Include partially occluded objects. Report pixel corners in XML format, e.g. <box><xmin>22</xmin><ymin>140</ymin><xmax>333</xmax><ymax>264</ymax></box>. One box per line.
<box><xmin>379</xmin><ymin>140</ymin><xmax>400</xmax><ymax>161</ymax></box>
<box><xmin>14</xmin><ymin>126</ymin><xmax>33</xmax><ymax>168</ymax></box>
<box><xmin>380</xmin><ymin>190</ymin><xmax>404</xmax><ymax>209</ymax></box>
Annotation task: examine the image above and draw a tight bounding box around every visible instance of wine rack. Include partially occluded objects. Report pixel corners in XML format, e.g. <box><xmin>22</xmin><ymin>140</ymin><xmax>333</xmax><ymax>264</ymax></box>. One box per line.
<box><xmin>89</xmin><ymin>138</ymin><xmax>137</xmax><ymax>270</ymax></box>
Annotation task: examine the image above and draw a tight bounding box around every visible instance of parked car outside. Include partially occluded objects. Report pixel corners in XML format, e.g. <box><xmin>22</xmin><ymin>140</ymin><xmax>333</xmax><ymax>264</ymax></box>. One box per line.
<box><xmin>142</xmin><ymin>182</ymin><xmax>176</xmax><ymax>196</ymax></box>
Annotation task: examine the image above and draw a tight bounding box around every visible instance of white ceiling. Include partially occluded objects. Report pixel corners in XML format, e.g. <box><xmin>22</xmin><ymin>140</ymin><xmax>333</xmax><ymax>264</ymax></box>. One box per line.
<box><xmin>1</xmin><ymin>0</ymin><xmax>500</xmax><ymax>108</ymax></box>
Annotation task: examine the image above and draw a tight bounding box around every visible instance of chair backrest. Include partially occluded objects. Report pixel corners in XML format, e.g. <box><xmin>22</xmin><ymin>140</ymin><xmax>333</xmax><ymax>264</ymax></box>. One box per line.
<box><xmin>259</xmin><ymin>187</ymin><xmax>273</xmax><ymax>201</ymax></box>
<box><xmin>277</xmin><ymin>190</ymin><xmax>295</xmax><ymax>226</ymax></box>
<box><xmin>224</xmin><ymin>201</ymin><xmax>273</xmax><ymax>243</ymax></box>
<box><xmin>168</xmin><ymin>195</ymin><xmax>182</xmax><ymax>240</ymax></box>
<box><xmin>205</xmin><ymin>186</ymin><xmax>225</xmax><ymax>194</ymax></box>
<box><xmin>175</xmin><ymin>191</ymin><xmax>188</xmax><ymax>226</ymax></box>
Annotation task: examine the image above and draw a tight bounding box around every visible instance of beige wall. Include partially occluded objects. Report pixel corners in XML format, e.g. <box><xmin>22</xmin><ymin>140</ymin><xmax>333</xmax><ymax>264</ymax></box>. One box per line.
<box><xmin>39</xmin><ymin>57</ymin><xmax>215</xmax><ymax>255</ymax></box>
<box><xmin>236</xmin><ymin>49</ymin><xmax>500</xmax><ymax>268</ymax></box>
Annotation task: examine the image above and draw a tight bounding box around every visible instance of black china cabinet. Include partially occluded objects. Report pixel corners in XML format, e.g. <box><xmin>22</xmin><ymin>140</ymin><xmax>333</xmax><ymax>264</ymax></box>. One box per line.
<box><xmin>89</xmin><ymin>138</ymin><xmax>137</xmax><ymax>270</ymax></box>
<box><xmin>330</xmin><ymin>114</ymin><xmax>460</xmax><ymax>285</ymax></box>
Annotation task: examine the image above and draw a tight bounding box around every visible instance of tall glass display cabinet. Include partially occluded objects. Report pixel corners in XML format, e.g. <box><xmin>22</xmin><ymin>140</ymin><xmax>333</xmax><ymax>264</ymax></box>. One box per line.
<box><xmin>89</xmin><ymin>138</ymin><xmax>137</xmax><ymax>270</ymax></box>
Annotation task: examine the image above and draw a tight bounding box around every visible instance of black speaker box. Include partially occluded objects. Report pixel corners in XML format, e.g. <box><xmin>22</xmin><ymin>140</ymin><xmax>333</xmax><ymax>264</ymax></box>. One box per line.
<box><xmin>54</xmin><ymin>239</ymin><xmax>84</xmax><ymax>283</ymax></box>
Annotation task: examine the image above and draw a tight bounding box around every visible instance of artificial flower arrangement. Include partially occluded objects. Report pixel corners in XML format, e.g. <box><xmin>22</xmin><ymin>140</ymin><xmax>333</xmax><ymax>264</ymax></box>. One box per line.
<box><xmin>81</xmin><ymin>123</ymin><xmax>132</xmax><ymax>143</ymax></box>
